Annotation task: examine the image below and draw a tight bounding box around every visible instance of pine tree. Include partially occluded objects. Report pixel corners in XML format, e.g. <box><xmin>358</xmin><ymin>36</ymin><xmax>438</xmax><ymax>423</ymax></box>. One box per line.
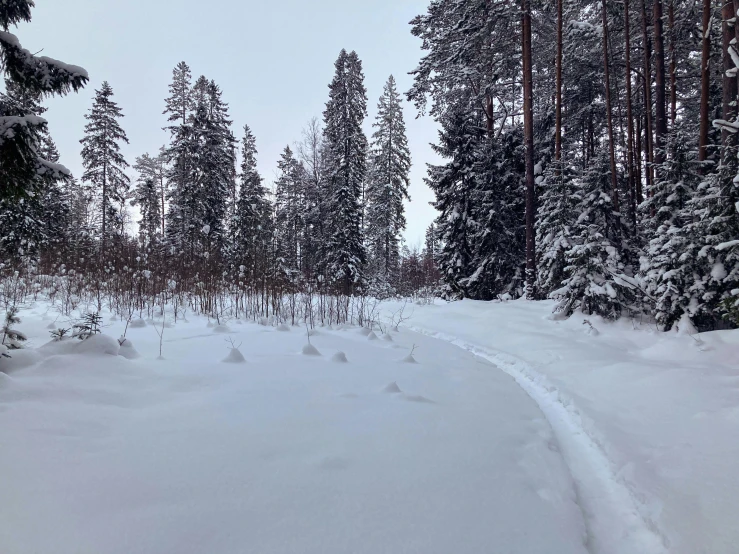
<box><xmin>321</xmin><ymin>50</ymin><xmax>368</xmax><ymax>293</ymax></box>
<box><xmin>295</xmin><ymin>118</ymin><xmax>326</xmax><ymax>282</ymax></box>
<box><xmin>80</xmin><ymin>82</ymin><xmax>130</xmax><ymax>256</ymax></box>
<box><xmin>166</xmin><ymin>76</ymin><xmax>235</xmax><ymax>258</ymax></box>
<box><xmin>38</xmin><ymin>136</ymin><xmax>72</xmax><ymax>254</ymax></box>
<box><xmin>163</xmin><ymin>62</ymin><xmax>195</xmax><ymax>128</ymax></box>
<box><xmin>274</xmin><ymin>146</ymin><xmax>306</xmax><ymax>285</ymax></box>
<box><xmin>131</xmin><ymin>176</ymin><xmax>161</xmax><ymax>248</ymax></box>
<box><xmin>366</xmin><ymin>75</ymin><xmax>411</xmax><ymax>286</ymax></box>
<box><xmin>0</xmin><ymin>0</ymin><xmax>87</xmax><ymax>200</ymax></box>
<box><xmin>134</xmin><ymin>149</ymin><xmax>167</xmax><ymax>235</ymax></box>
<box><xmin>231</xmin><ymin>125</ymin><xmax>271</xmax><ymax>283</ymax></box>
<box><xmin>163</xmin><ymin>62</ymin><xmax>195</xmax><ymax>250</ymax></box>
<box><xmin>194</xmin><ymin>79</ymin><xmax>235</xmax><ymax>255</ymax></box>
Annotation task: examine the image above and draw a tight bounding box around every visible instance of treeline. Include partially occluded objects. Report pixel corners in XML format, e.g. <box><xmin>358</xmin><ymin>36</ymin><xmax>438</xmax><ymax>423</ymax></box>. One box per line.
<box><xmin>0</xmin><ymin>28</ymin><xmax>440</xmax><ymax>311</ymax></box>
<box><xmin>410</xmin><ymin>0</ymin><xmax>739</xmax><ymax>330</ymax></box>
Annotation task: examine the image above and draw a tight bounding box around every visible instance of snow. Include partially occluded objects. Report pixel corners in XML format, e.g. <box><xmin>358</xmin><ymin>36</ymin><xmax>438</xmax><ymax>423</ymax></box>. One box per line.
<box><xmin>0</xmin><ymin>303</ymin><xmax>589</xmax><ymax>554</ymax></box>
<box><xmin>385</xmin><ymin>298</ymin><xmax>739</xmax><ymax>554</ymax></box>
<box><xmin>1</xmin><ymin>298</ymin><xmax>736</xmax><ymax>553</ymax></box>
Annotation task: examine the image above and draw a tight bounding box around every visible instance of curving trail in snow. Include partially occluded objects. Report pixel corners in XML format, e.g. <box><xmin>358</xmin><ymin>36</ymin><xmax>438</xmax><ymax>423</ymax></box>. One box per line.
<box><xmin>409</xmin><ymin>325</ymin><xmax>669</xmax><ymax>554</ymax></box>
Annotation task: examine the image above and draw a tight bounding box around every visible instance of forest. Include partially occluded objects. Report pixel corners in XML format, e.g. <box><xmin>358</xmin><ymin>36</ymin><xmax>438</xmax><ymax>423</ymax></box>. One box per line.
<box><xmin>1</xmin><ymin>0</ymin><xmax>739</xmax><ymax>332</ymax></box>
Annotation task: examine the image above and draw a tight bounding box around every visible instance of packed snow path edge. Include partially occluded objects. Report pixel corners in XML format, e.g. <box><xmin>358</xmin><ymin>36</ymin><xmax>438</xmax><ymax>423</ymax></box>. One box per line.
<box><xmin>409</xmin><ymin>326</ymin><xmax>669</xmax><ymax>554</ymax></box>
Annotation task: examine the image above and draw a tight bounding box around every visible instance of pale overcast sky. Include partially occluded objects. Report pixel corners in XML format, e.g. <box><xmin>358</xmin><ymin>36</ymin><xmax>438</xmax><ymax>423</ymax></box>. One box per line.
<box><xmin>15</xmin><ymin>0</ymin><xmax>440</xmax><ymax>247</ymax></box>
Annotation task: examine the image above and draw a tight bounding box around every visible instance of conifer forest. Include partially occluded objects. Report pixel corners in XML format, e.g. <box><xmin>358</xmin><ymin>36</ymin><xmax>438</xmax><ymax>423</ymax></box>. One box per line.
<box><xmin>2</xmin><ymin>0</ymin><xmax>739</xmax><ymax>331</ymax></box>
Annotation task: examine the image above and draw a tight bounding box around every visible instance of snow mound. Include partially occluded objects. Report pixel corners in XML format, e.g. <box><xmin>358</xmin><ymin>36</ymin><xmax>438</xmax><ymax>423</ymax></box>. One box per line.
<box><xmin>222</xmin><ymin>348</ymin><xmax>246</xmax><ymax>364</ymax></box>
<box><xmin>117</xmin><ymin>338</ymin><xmax>140</xmax><ymax>360</ymax></box>
<box><xmin>331</xmin><ymin>351</ymin><xmax>348</xmax><ymax>363</ymax></box>
<box><xmin>0</xmin><ymin>370</ymin><xmax>11</xmax><ymax>386</ymax></box>
<box><xmin>0</xmin><ymin>349</ymin><xmax>43</xmax><ymax>373</ymax></box>
<box><xmin>302</xmin><ymin>344</ymin><xmax>321</xmax><ymax>356</ymax></box>
<box><xmin>45</xmin><ymin>322</ymin><xmax>56</xmax><ymax>329</ymax></box>
<box><xmin>381</xmin><ymin>333</ymin><xmax>394</xmax><ymax>342</ymax></box>
<box><xmin>382</xmin><ymin>381</ymin><xmax>402</xmax><ymax>394</ymax></box>
<box><xmin>367</xmin><ymin>331</ymin><xmax>379</xmax><ymax>341</ymax></box>
<box><xmin>674</xmin><ymin>313</ymin><xmax>698</xmax><ymax>336</ymax></box>
<box><xmin>75</xmin><ymin>334</ymin><xmax>120</xmax><ymax>356</ymax></box>
<box><xmin>358</xmin><ymin>327</ymin><xmax>372</xmax><ymax>336</ymax></box>
<box><xmin>213</xmin><ymin>325</ymin><xmax>231</xmax><ymax>333</ymax></box>
<box><xmin>404</xmin><ymin>394</ymin><xmax>435</xmax><ymax>404</ymax></box>
<box><xmin>129</xmin><ymin>319</ymin><xmax>147</xmax><ymax>328</ymax></box>
<box><xmin>400</xmin><ymin>354</ymin><xmax>418</xmax><ymax>364</ymax></box>
<box><xmin>277</xmin><ymin>324</ymin><xmax>291</xmax><ymax>332</ymax></box>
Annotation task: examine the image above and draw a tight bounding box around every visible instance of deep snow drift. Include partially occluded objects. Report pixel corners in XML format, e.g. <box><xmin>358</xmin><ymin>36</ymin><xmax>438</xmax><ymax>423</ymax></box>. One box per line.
<box><xmin>0</xmin><ymin>303</ymin><xmax>588</xmax><ymax>554</ymax></box>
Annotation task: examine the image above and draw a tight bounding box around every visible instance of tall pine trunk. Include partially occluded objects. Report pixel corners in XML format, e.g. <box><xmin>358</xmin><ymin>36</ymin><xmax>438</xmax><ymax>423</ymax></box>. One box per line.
<box><xmin>722</xmin><ymin>0</ymin><xmax>737</xmax><ymax>165</ymax></box>
<box><xmin>698</xmin><ymin>0</ymin><xmax>712</xmax><ymax>164</ymax></box>
<box><xmin>522</xmin><ymin>0</ymin><xmax>536</xmax><ymax>298</ymax></box>
<box><xmin>602</xmin><ymin>0</ymin><xmax>621</xmax><ymax>220</ymax></box>
<box><xmin>625</xmin><ymin>0</ymin><xmax>637</xmax><ymax>226</ymax></box>
<box><xmin>555</xmin><ymin>0</ymin><xmax>563</xmax><ymax>164</ymax></box>
<box><xmin>653</xmin><ymin>0</ymin><xmax>668</xmax><ymax>168</ymax></box>
<box><xmin>669</xmin><ymin>2</ymin><xmax>677</xmax><ymax>126</ymax></box>
<box><xmin>640</xmin><ymin>0</ymin><xmax>655</xmax><ymax>193</ymax></box>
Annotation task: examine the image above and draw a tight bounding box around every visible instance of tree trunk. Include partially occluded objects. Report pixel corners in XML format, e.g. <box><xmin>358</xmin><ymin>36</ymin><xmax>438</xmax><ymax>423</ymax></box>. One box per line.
<box><xmin>653</xmin><ymin>0</ymin><xmax>668</xmax><ymax>167</ymax></box>
<box><xmin>722</xmin><ymin>0</ymin><xmax>737</xmax><ymax>165</ymax></box>
<box><xmin>555</xmin><ymin>0</ymin><xmax>563</xmax><ymax>164</ymax></box>
<box><xmin>669</xmin><ymin>1</ymin><xmax>677</xmax><ymax>126</ymax></box>
<box><xmin>635</xmin><ymin>111</ymin><xmax>644</xmax><ymax>203</ymax></box>
<box><xmin>602</xmin><ymin>0</ymin><xmax>621</xmax><ymax>218</ymax></box>
<box><xmin>625</xmin><ymin>0</ymin><xmax>637</xmax><ymax>227</ymax></box>
<box><xmin>641</xmin><ymin>0</ymin><xmax>655</xmax><ymax>192</ymax></box>
<box><xmin>522</xmin><ymin>0</ymin><xmax>536</xmax><ymax>299</ymax></box>
<box><xmin>698</xmin><ymin>0</ymin><xmax>712</xmax><ymax>164</ymax></box>
<box><xmin>102</xmin><ymin>159</ymin><xmax>107</xmax><ymax>260</ymax></box>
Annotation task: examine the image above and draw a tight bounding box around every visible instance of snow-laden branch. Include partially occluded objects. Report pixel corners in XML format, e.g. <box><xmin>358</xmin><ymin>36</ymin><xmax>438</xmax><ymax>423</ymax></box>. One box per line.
<box><xmin>0</xmin><ymin>30</ymin><xmax>88</xmax><ymax>96</ymax></box>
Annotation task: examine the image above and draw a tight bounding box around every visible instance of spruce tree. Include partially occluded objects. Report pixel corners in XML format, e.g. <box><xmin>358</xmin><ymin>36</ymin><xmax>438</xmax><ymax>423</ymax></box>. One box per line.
<box><xmin>0</xmin><ymin>79</ymin><xmax>51</xmax><ymax>262</ymax></box>
<box><xmin>536</xmin><ymin>161</ymin><xmax>581</xmax><ymax>297</ymax></box>
<box><xmin>0</xmin><ymin>0</ymin><xmax>87</xmax><ymax>200</ymax></box>
<box><xmin>134</xmin><ymin>149</ymin><xmax>167</xmax><ymax>235</ymax></box>
<box><xmin>366</xmin><ymin>75</ymin><xmax>411</xmax><ymax>286</ymax></box>
<box><xmin>426</xmin><ymin>108</ymin><xmax>479</xmax><ymax>298</ymax></box>
<box><xmin>131</xmin><ymin>176</ymin><xmax>161</xmax><ymax>248</ymax></box>
<box><xmin>555</xmin><ymin>154</ymin><xmax>635</xmax><ymax>320</ymax></box>
<box><xmin>274</xmin><ymin>146</ymin><xmax>306</xmax><ymax>285</ymax></box>
<box><xmin>231</xmin><ymin>125</ymin><xmax>271</xmax><ymax>283</ymax></box>
<box><xmin>79</xmin><ymin>82</ymin><xmax>130</xmax><ymax>256</ymax></box>
<box><xmin>321</xmin><ymin>50</ymin><xmax>368</xmax><ymax>293</ymax></box>
<box><xmin>163</xmin><ymin>62</ymin><xmax>195</xmax><ymax>250</ymax></box>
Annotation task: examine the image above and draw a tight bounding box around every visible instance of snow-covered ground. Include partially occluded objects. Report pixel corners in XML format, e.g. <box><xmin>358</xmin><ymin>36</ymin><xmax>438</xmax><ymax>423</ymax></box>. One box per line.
<box><xmin>0</xmin><ymin>302</ymin><xmax>588</xmax><ymax>554</ymax></box>
<box><xmin>1</xmin><ymin>298</ymin><xmax>737</xmax><ymax>553</ymax></box>
<box><xmin>387</xmin><ymin>298</ymin><xmax>739</xmax><ymax>554</ymax></box>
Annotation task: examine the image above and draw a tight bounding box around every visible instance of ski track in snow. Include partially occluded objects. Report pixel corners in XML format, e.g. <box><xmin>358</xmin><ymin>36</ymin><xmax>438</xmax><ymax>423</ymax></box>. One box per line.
<box><xmin>409</xmin><ymin>325</ymin><xmax>669</xmax><ymax>554</ymax></box>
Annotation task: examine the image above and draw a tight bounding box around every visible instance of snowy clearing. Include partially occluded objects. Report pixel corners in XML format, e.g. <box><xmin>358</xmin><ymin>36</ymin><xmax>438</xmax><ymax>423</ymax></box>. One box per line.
<box><xmin>1</xmin><ymin>302</ymin><xmax>589</xmax><ymax>554</ymax></box>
